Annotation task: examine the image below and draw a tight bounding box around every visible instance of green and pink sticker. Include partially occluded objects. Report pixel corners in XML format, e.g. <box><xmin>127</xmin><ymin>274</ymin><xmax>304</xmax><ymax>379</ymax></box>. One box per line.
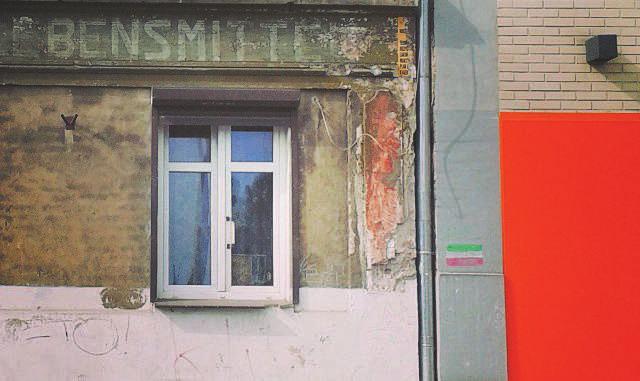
<box><xmin>445</xmin><ymin>244</ymin><xmax>484</xmax><ymax>267</ymax></box>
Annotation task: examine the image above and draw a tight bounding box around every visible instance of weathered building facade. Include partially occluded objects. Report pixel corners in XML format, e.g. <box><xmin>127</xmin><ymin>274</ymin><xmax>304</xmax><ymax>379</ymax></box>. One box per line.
<box><xmin>0</xmin><ymin>0</ymin><xmax>511</xmax><ymax>379</ymax></box>
<box><xmin>0</xmin><ymin>1</ymin><xmax>423</xmax><ymax>379</ymax></box>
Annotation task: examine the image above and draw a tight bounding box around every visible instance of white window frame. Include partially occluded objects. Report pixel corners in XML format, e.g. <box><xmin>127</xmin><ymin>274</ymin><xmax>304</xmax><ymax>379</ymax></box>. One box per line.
<box><xmin>156</xmin><ymin>115</ymin><xmax>292</xmax><ymax>307</ymax></box>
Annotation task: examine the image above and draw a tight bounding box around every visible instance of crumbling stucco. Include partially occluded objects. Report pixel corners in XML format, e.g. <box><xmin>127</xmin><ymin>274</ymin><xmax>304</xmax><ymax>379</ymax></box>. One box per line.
<box><xmin>0</xmin><ymin>4</ymin><xmax>421</xmax><ymax>380</ymax></box>
<box><xmin>348</xmin><ymin>79</ymin><xmax>418</xmax><ymax>290</ymax></box>
<box><xmin>0</xmin><ymin>6</ymin><xmax>419</xmax><ymax>292</ymax></box>
<box><xmin>0</xmin><ymin>83</ymin><xmax>418</xmax><ymax>291</ymax></box>
<box><xmin>364</xmin><ymin>91</ymin><xmax>402</xmax><ymax>266</ymax></box>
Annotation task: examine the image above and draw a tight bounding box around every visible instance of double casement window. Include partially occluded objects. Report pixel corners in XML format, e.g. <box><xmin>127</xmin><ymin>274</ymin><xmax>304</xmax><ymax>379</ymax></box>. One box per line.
<box><xmin>152</xmin><ymin>89</ymin><xmax>297</xmax><ymax>306</ymax></box>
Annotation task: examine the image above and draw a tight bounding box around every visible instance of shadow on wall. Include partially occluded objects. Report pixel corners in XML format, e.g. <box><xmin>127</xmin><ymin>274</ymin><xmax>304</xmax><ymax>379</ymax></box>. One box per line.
<box><xmin>592</xmin><ymin>56</ymin><xmax>640</xmax><ymax>104</ymax></box>
<box><xmin>435</xmin><ymin>0</ymin><xmax>484</xmax><ymax>49</ymax></box>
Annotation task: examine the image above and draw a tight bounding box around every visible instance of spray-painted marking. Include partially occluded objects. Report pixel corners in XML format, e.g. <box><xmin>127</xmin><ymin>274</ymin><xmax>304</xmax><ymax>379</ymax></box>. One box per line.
<box><xmin>446</xmin><ymin>244</ymin><xmax>482</xmax><ymax>252</ymax></box>
<box><xmin>396</xmin><ymin>17</ymin><xmax>410</xmax><ymax>77</ymax></box>
<box><xmin>445</xmin><ymin>244</ymin><xmax>484</xmax><ymax>267</ymax></box>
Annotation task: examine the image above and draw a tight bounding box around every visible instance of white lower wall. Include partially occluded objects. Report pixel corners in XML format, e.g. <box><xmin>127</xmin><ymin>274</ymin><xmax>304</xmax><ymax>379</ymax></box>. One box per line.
<box><xmin>0</xmin><ymin>281</ymin><xmax>418</xmax><ymax>381</ymax></box>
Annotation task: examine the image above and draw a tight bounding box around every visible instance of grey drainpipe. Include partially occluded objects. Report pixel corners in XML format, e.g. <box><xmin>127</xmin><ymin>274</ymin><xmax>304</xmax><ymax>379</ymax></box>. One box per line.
<box><xmin>416</xmin><ymin>0</ymin><xmax>435</xmax><ymax>380</ymax></box>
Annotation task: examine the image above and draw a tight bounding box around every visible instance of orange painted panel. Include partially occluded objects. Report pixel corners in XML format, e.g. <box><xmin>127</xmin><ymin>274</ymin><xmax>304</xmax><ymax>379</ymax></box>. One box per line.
<box><xmin>501</xmin><ymin>112</ymin><xmax>640</xmax><ymax>380</ymax></box>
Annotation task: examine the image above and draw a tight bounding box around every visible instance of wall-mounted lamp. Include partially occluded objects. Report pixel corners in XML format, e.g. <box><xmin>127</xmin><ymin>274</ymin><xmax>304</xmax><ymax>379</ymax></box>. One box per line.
<box><xmin>585</xmin><ymin>34</ymin><xmax>618</xmax><ymax>65</ymax></box>
<box><xmin>61</xmin><ymin>113</ymin><xmax>77</xmax><ymax>147</ymax></box>
<box><xmin>61</xmin><ymin>113</ymin><xmax>77</xmax><ymax>130</ymax></box>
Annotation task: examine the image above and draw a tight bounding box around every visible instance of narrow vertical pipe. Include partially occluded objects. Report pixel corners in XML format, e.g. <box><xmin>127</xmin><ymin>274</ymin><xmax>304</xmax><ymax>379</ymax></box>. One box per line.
<box><xmin>416</xmin><ymin>0</ymin><xmax>435</xmax><ymax>380</ymax></box>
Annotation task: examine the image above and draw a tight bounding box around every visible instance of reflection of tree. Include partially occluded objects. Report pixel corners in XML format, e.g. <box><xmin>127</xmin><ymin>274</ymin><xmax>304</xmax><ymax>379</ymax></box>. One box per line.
<box><xmin>169</xmin><ymin>173</ymin><xmax>210</xmax><ymax>286</ymax></box>
<box><xmin>232</xmin><ymin>173</ymin><xmax>273</xmax><ymax>286</ymax></box>
<box><xmin>187</xmin><ymin>173</ymin><xmax>210</xmax><ymax>285</ymax></box>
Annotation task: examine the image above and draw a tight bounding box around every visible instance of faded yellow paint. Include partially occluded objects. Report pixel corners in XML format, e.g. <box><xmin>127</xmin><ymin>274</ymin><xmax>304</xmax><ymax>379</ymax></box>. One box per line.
<box><xmin>0</xmin><ymin>86</ymin><xmax>150</xmax><ymax>287</ymax></box>
<box><xmin>0</xmin><ymin>81</ymin><xmax>418</xmax><ymax>290</ymax></box>
<box><xmin>295</xmin><ymin>91</ymin><xmax>361</xmax><ymax>288</ymax></box>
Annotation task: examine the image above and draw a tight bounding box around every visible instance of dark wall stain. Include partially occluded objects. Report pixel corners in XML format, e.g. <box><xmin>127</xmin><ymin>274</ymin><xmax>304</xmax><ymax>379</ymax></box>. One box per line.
<box><xmin>71</xmin><ymin>87</ymin><xmax>107</xmax><ymax>105</ymax></box>
<box><xmin>100</xmin><ymin>287</ymin><xmax>146</xmax><ymax>309</ymax></box>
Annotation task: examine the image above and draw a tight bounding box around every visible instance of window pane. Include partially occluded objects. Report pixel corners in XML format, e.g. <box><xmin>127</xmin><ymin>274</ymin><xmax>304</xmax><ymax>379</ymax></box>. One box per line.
<box><xmin>231</xmin><ymin>172</ymin><xmax>273</xmax><ymax>286</ymax></box>
<box><xmin>169</xmin><ymin>126</ymin><xmax>210</xmax><ymax>162</ymax></box>
<box><xmin>231</xmin><ymin>127</ymin><xmax>273</xmax><ymax>162</ymax></box>
<box><xmin>169</xmin><ymin>172</ymin><xmax>211</xmax><ymax>285</ymax></box>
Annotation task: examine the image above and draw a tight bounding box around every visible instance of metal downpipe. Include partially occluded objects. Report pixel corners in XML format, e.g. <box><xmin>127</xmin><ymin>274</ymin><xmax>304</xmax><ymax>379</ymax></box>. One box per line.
<box><xmin>416</xmin><ymin>0</ymin><xmax>435</xmax><ymax>380</ymax></box>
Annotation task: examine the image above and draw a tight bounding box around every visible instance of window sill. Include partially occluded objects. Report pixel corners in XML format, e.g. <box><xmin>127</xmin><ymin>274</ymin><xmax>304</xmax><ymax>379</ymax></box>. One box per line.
<box><xmin>153</xmin><ymin>298</ymin><xmax>288</xmax><ymax>308</ymax></box>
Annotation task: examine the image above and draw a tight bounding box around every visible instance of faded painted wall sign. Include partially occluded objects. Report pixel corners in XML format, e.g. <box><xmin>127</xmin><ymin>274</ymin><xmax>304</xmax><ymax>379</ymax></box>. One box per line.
<box><xmin>0</xmin><ymin>10</ymin><xmax>415</xmax><ymax>72</ymax></box>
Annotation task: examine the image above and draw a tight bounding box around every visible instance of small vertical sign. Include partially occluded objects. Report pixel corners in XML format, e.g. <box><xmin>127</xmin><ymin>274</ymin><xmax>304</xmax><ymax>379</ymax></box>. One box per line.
<box><xmin>397</xmin><ymin>17</ymin><xmax>410</xmax><ymax>77</ymax></box>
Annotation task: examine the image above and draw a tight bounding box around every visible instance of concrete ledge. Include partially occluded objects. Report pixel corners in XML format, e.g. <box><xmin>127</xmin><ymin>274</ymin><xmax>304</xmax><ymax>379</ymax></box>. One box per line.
<box><xmin>4</xmin><ymin>0</ymin><xmax>418</xmax><ymax>7</ymax></box>
<box><xmin>0</xmin><ymin>287</ymin><xmax>152</xmax><ymax>312</ymax></box>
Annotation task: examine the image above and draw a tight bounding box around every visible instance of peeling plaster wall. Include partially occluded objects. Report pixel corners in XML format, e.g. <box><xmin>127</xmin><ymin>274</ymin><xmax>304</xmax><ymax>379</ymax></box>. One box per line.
<box><xmin>356</xmin><ymin>79</ymin><xmax>418</xmax><ymax>291</ymax></box>
<box><xmin>0</xmin><ymin>80</ymin><xmax>419</xmax><ymax>379</ymax></box>
<box><xmin>363</xmin><ymin>91</ymin><xmax>401</xmax><ymax>267</ymax></box>
<box><xmin>0</xmin><ymin>4</ymin><xmax>419</xmax><ymax>379</ymax></box>
<box><xmin>0</xmin><ymin>85</ymin><xmax>417</xmax><ymax>290</ymax></box>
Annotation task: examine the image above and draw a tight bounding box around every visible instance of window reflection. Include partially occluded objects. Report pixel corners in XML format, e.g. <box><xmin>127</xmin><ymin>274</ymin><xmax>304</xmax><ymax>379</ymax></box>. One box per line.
<box><xmin>169</xmin><ymin>126</ymin><xmax>211</xmax><ymax>162</ymax></box>
<box><xmin>169</xmin><ymin>172</ymin><xmax>211</xmax><ymax>285</ymax></box>
<box><xmin>231</xmin><ymin>172</ymin><xmax>273</xmax><ymax>286</ymax></box>
<box><xmin>231</xmin><ymin>127</ymin><xmax>273</xmax><ymax>162</ymax></box>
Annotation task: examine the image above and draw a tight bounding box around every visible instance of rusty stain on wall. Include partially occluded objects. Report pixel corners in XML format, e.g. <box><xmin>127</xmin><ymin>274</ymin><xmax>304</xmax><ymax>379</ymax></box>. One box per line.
<box><xmin>364</xmin><ymin>91</ymin><xmax>402</xmax><ymax>266</ymax></box>
<box><xmin>0</xmin><ymin>86</ymin><xmax>150</xmax><ymax>287</ymax></box>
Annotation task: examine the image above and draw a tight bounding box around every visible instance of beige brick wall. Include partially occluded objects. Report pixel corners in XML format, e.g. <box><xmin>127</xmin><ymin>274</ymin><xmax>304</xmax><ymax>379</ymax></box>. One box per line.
<box><xmin>498</xmin><ymin>0</ymin><xmax>640</xmax><ymax>111</ymax></box>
